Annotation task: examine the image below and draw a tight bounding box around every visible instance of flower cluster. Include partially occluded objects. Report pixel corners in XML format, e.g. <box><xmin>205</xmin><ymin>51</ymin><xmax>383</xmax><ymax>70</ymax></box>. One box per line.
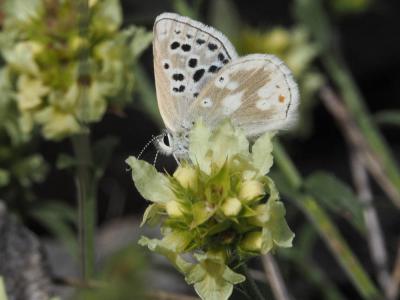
<box><xmin>0</xmin><ymin>0</ymin><xmax>151</xmax><ymax>140</ymax></box>
<box><xmin>127</xmin><ymin>120</ymin><xmax>294</xmax><ymax>300</ymax></box>
<box><xmin>239</xmin><ymin>27</ymin><xmax>323</xmax><ymax>136</ymax></box>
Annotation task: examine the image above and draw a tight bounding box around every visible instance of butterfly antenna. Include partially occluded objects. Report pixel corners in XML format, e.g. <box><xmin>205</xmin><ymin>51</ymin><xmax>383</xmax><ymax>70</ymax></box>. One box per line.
<box><xmin>137</xmin><ymin>134</ymin><xmax>164</xmax><ymax>159</ymax></box>
<box><xmin>153</xmin><ymin>150</ymin><xmax>160</xmax><ymax>167</ymax></box>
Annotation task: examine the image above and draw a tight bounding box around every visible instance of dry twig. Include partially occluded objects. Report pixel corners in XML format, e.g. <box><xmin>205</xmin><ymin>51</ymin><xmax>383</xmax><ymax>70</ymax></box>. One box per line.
<box><xmin>320</xmin><ymin>85</ymin><xmax>393</xmax><ymax>298</ymax></box>
<box><xmin>320</xmin><ymin>85</ymin><xmax>400</xmax><ymax>207</ymax></box>
<box><xmin>261</xmin><ymin>254</ymin><xmax>293</xmax><ymax>300</ymax></box>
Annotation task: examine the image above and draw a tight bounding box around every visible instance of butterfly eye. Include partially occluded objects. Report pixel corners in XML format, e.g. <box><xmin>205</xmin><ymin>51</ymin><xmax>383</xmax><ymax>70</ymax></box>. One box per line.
<box><xmin>160</xmin><ymin>134</ymin><xmax>170</xmax><ymax>147</ymax></box>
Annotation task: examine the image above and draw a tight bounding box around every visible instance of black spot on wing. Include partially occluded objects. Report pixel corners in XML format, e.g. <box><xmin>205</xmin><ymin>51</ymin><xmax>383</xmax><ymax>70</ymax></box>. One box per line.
<box><xmin>172</xmin><ymin>73</ymin><xmax>185</xmax><ymax>81</ymax></box>
<box><xmin>188</xmin><ymin>58</ymin><xmax>197</xmax><ymax>68</ymax></box>
<box><xmin>208</xmin><ymin>43</ymin><xmax>218</xmax><ymax>51</ymax></box>
<box><xmin>208</xmin><ymin>65</ymin><xmax>218</xmax><ymax>73</ymax></box>
<box><xmin>196</xmin><ymin>39</ymin><xmax>205</xmax><ymax>45</ymax></box>
<box><xmin>170</xmin><ymin>42</ymin><xmax>180</xmax><ymax>49</ymax></box>
<box><xmin>193</xmin><ymin>92</ymin><xmax>199</xmax><ymax>98</ymax></box>
<box><xmin>163</xmin><ymin>63</ymin><xmax>169</xmax><ymax>69</ymax></box>
<box><xmin>193</xmin><ymin>69</ymin><xmax>205</xmax><ymax>82</ymax></box>
<box><xmin>181</xmin><ymin>44</ymin><xmax>191</xmax><ymax>52</ymax></box>
<box><xmin>172</xmin><ymin>85</ymin><xmax>186</xmax><ymax>93</ymax></box>
<box><xmin>218</xmin><ymin>53</ymin><xmax>225</xmax><ymax>61</ymax></box>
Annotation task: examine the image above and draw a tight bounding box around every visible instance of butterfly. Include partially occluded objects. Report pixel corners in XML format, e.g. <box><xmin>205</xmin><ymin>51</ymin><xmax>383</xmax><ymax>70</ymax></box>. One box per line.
<box><xmin>153</xmin><ymin>12</ymin><xmax>299</xmax><ymax>160</ymax></box>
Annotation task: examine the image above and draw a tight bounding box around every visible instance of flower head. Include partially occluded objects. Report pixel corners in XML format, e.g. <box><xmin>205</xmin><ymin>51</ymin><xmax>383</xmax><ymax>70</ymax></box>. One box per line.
<box><xmin>0</xmin><ymin>0</ymin><xmax>152</xmax><ymax>140</ymax></box>
<box><xmin>126</xmin><ymin>120</ymin><xmax>294</xmax><ymax>300</ymax></box>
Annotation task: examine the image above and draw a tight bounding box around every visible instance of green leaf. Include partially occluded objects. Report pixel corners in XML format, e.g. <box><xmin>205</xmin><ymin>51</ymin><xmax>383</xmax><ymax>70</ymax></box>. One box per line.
<box><xmin>209</xmin><ymin>0</ymin><xmax>241</xmax><ymax>42</ymax></box>
<box><xmin>186</xmin><ymin>254</ymin><xmax>245</xmax><ymax>300</ymax></box>
<box><xmin>93</xmin><ymin>0</ymin><xmax>122</xmax><ymax>32</ymax></box>
<box><xmin>138</xmin><ymin>236</ymin><xmax>192</xmax><ymax>274</ymax></box>
<box><xmin>266</xmin><ymin>200</ymin><xmax>295</xmax><ymax>248</ymax></box>
<box><xmin>0</xmin><ymin>277</ymin><xmax>7</xmax><ymax>300</ymax></box>
<box><xmin>140</xmin><ymin>203</ymin><xmax>163</xmax><ymax>227</ymax></box>
<box><xmin>162</xmin><ymin>230</ymin><xmax>193</xmax><ymax>253</ymax></box>
<box><xmin>29</xmin><ymin>202</ymin><xmax>77</xmax><ymax>257</ymax></box>
<box><xmin>56</xmin><ymin>153</ymin><xmax>77</xmax><ymax>170</ymax></box>
<box><xmin>294</xmin><ymin>0</ymin><xmax>332</xmax><ymax>51</ymax></box>
<box><xmin>171</xmin><ymin>0</ymin><xmax>199</xmax><ymax>19</ymax></box>
<box><xmin>375</xmin><ymin>110</ymin><xmax>400</xmax><ymax>127</ymax></box>
<box><xmin>251</xmin><ymin>132</ymin><xmax>274</xmax><ymax>176</ymax></box>
<box><xmin>191</xmin><ymin>201</ymin><xmax>215</xmax><ymax>228</ymax></box>
<box><xmin>126</xmin><ymin>156</ymin><xmax>176</xmax><ymax>203</ymax></box>
<box><xmin>0</xmin><ymin>169</ymin><xmax>10</xmax><ymax>187</ymax></box>
<box><xmin>3</xmin><ymin>0</ymin><xmax>42</xmax><ymax>26</ymax></box>
<box><xmin>129</xmin><ymin>26</ymin><xmax>153</xmax><ymax>58</ymax></box>
<box><xmin>304</xmin><ymin>171</ymin><xmax>365</xmax><ymax>233</ymax></box>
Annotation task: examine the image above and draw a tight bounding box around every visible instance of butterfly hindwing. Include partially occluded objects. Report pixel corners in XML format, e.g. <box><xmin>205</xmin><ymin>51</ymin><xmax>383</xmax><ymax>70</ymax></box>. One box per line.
<box><xmin>153</xmin><ymin>13</ymin><xmax>238</xmax><ymax>132</ymax></box>
<box><xmin>188</xmin><ymin>54</ymin><xmax>300</xmax><ymax>137</ymax></box>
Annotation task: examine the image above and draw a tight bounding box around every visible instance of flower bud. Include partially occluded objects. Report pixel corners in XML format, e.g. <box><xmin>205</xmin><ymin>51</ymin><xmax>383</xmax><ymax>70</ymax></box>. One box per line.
<box><xmin>207</xmin><ymin>248</ymin><xmax>227</xmax><ymax>263</ymax></box>
<box><xmin>221</xmin><ymin>197</ymin><xmax>242</xmax><ymax>217</ymax></box>
<box><xmin>174</xmin><ymin>166</ymin><xmax>197</xmax><ymax>190</ymax></box>
<box><xmin>165</xmin><ymin>200</ymin><xmax>185</xmax><ymax>218</ymax></box>
<box><xmin>239</xmin><ymin>180</ymin><xmax>265</xmax><ymax>202</ymax></box>
<box><xmin>240</xmin><ymin>231</ymin><xmax>263</xmax><ymax>252</ymax></box>
<box><xmin>248</xmin><ymin>204</ymin><xmax>269</xmax><ymax>227</ymax></box>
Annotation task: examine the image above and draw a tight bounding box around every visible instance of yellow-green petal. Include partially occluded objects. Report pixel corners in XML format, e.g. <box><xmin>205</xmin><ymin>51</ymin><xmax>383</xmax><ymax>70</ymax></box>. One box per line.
<box><xmin>126</xmin><ymin>156</ymin><xmax>176</xmax><ymax>204</ymax></box>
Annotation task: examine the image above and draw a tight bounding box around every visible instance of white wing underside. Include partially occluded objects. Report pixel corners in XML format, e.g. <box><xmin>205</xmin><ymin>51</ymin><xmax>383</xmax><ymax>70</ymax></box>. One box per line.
<box><xmin>190</xmin><ymin>54</ymin><xmax>299</xmax><ymax>137</ymax></box>
<box><xmin>153</xmin><ymin>12</ymin><xmax>238</xmax><ymax>132</ymax></box>
<box><xmin>153</xmin><ymin>12</ymin><xmax>299</xmax><ymax>139</ymax></box>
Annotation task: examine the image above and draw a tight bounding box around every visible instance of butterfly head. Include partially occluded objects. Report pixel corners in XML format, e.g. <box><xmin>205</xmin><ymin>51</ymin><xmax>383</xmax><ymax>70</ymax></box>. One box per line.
<box><xmin>155</xmin><ymin>129</ymin><xmax>190</xmax><ymax>159</ymax></box>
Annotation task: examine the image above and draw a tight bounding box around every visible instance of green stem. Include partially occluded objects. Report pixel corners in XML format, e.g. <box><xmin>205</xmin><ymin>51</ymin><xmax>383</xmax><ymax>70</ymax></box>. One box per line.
<box><xmin>273</xmin><ymin>141</ymin><xmax>382</xmax><ymax>300</ymax></box>
<box><xmin>71</xmin><ymin>133</ymin><xmax>96</xmax><ymax>280</ymax></box>
<box><xmin>240</xmin><ymin>264</ymin><xmax>266</xmax><ymax>300</ymax></box>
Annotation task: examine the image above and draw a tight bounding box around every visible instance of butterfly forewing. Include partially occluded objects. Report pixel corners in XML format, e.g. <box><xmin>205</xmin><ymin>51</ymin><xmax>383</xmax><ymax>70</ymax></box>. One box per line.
<box><xmin>153</xmin><ymin>13</ymin><xmax>238</xmax><ymax>132</ymax></box>
<box><xmin>189</xmin><ymin>54</ymin><xmax>299</xmax><ymax>137</ymax></box>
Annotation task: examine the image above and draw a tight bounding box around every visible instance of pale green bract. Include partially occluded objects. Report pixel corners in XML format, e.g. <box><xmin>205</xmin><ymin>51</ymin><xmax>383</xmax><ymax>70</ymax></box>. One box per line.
<box><xmin>0</xmin><ymin>277</ymin><xmax>7</xmax><ymax>300</ymax></box>
<box><xmin>127</xmin><ymin>120</ymin><xmax>294</xmax><ymax>300</ymax></box>
<box><xmin>126</xmin><ymin>157</ymin><xmax>176</xmax><ymax>204</ymax></box>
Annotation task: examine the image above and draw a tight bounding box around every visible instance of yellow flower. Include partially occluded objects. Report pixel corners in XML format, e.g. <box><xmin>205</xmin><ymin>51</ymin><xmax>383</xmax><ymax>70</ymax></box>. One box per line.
<box><xmin>34</xmin><ymin>107</ymin><xmax>81</xmax><ymax>140</ymax></box>
<box><xmin>221</xmin><ymin>197</ymin><xmax>242</xmax><ymax>217</ymax></box>
<box><xmin>239</xmin><ymin>180</ymin><xmax>265</xmax><ymax>202</ymax></box>
<box><xmin>16</xmin><ymin>75</ymin><xmax>48</xmax><ymax>110</ymax></box>
<box><xmin>174</xmin><ymin>166</ymin><xmax>197</xmax><ymax>190</ymax></box>
<box><xmin>165</xmin><ymin>200</ymin><xmax>185</xmax><ymax>218</ymax></box>
<box><xmin>240</xmin><ymin>231</ymin><xmax>263</xmax><ymax>252</ymax></box>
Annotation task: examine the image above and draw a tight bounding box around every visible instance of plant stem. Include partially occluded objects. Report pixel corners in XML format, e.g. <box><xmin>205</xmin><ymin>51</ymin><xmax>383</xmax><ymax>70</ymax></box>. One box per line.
<box><xmin>322</xmin><ymin>54</ymin><xmax>400</xmax><ymax>206</ymax></box>
<box><xmin>273</xmin><ymin>141</ymin><xmax>382</xmax><ymax>300</ymax></box>
<box><xmin>240</xmin><ymin>264</ymin><xmax>266</xmax><ymax>300</ymax></box>
<box><xmin>71</xmin><ymin>133</ymin><xmax>96</xmax><ymax>280</ymax></box>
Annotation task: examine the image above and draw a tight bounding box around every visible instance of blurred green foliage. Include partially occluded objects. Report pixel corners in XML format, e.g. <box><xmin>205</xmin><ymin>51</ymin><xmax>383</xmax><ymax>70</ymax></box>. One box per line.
<box><xmin>76</xmin><ymin>245</ymin><xmax>147</xmax><ymax>300</ymax></box>
<box><xmin>0</xmin><ymin>0</ymin><xmax>151</xmax><ymax>140</ymax></box>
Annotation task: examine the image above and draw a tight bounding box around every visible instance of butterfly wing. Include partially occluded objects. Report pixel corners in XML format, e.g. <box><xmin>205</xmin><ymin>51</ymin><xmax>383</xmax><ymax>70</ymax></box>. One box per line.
<box><xmin>188</xmin><ymin>54</ymin><xmax>300</xmax><ymax>136</ymax></box>
<box><xmin>153</xmin><ymin>13</ymin><xmax>238</xmax><ymax>133</ymax></box>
